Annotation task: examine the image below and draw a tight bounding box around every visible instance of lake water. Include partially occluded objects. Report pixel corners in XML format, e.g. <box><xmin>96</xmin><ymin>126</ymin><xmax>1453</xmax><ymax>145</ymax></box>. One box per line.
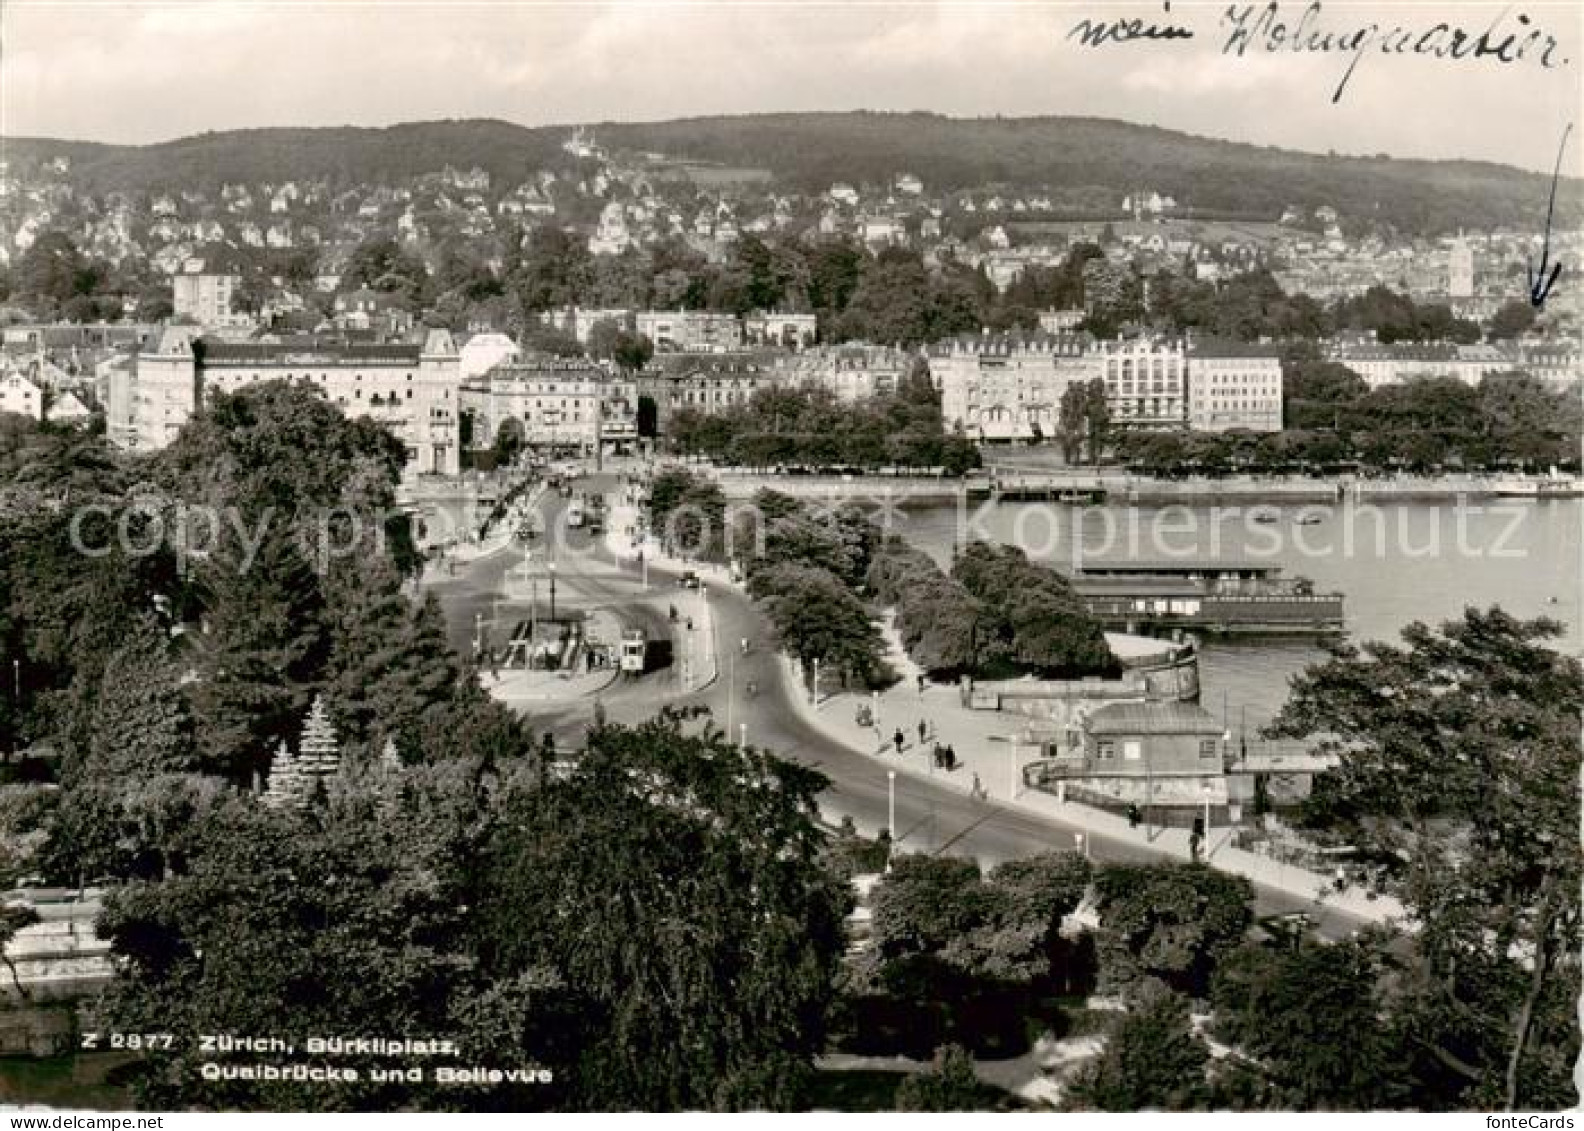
<box><xmin>890</xmin><ymin>497</ymin><xmax>1583</xmax><ymax>736</ymax></box>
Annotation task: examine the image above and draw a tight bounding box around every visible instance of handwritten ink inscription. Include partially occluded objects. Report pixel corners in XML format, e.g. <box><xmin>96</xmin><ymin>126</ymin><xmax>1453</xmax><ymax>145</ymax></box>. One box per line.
<box><xmin>1068</xmin><ymin>2</ymin><xmax>1194</xmax><ymax>47</ymax></box>
<box><xmin>1066</xmin><ymin>2</ymin><xmax>1571</xmax><ymax>103</ymax></box>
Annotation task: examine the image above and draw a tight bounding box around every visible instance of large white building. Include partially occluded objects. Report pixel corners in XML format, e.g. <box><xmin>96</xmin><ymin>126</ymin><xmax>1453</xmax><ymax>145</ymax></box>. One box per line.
<box><xmin>1185</xmin><ymin>341</ymin><xmax>1284</xmax><ymax>433</ymax></box>
<box><xmin>931</xmin><ymin>334</ymin><xmax>1098</xmax><ymax>442</ymax></box>
<box><xmin>744</xmin><ymin>312</ymin><xmax>817</xmax><ymax>349</ymax></box>
<box><xmin>1447</xmin><ymin>237</ymin><xmax>1474</xmax><ymax>299</ymax></box>
<box><xmin>1095</xmin><ymin>339</ymin><xmax>1189</xmax><ymax>431</ymax></box>
<box><xmin>171</xmin><ymin>260</ymin><xmax>247</xmax><ymax>327</ymax></box>
<box><xmin>774</xmin><ymin>344</ymin><xmax>910</xmax><ymax>403</ymax></box>
<box><xmin>637</xmin><ymin>310</ymin><xmax>743</xmax><ymax>353</ymax></box>
<box><xmin>933</xmin><ymin>333</ymin><xmax>1277</xmax><ymax>440</ymax></box>
<box><xmin>460</xmin><ymin>357</ymin><xmax>636</xmax><ymax>452</ymax></box>
<box><xmin>112</xmin><ymin>327</ymin><xmax>463</xmax><ymax>473</ymax></box>
<box><xmin>1327</xmin><ymin>342</ymin><xmax>1515</xmax><ymax>389</ymax></box>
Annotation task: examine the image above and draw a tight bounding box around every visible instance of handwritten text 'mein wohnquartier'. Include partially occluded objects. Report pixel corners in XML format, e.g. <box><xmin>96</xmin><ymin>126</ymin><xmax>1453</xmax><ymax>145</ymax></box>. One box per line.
<box><xmin>1067</xmin><ymin>3</ymin><xmax>1570</xmax><ymax>103</ymax></box>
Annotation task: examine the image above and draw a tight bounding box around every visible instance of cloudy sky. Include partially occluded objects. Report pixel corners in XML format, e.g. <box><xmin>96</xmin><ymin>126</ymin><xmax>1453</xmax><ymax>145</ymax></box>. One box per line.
<box><xmin>2</xmin><ymin>1</ymin><xmax>1580</xmax><ymax>172</ymax></box>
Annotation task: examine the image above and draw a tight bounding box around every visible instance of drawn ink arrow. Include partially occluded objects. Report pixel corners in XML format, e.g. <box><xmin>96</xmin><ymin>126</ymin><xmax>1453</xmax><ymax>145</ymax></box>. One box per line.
<box><xmin>1528</xmin><ymin>122</ymin><xmax>1571</xmax><ymax>310</ymax></box>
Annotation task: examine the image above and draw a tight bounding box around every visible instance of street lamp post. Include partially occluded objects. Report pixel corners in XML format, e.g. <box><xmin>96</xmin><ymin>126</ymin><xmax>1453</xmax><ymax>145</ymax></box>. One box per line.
<box><xmin>548</xmin><ymin>562</ymin><xmax>557</xmax><ymax>622</ymax></box>
<box><xmin>1145</xmin><ymin>759</ymin><xmax>1154</xmax><ymax>842</ymax></box>
<box><xmin>1074</xmin><ymin>832</ymin><xmax>1087</xmax><ymax>860</ymax></box>
<box><xmin>1203</xmin><ymin>778</ymin><xmax>1216</xmax><ymax>860</ymax></box>
<box><xmin>811</xmin><ymin>657</ymin><xmax>820</xmax><ymax>708</ymax></box>
<box><xmin>739</xmin><ymin>722</ymin><xmax>747</xmax><ymax>748</ymax></box>
<box><xmin>886</xmin><ymin>770</ymin><xmax>897</xmax><ymax>873</ymax></box>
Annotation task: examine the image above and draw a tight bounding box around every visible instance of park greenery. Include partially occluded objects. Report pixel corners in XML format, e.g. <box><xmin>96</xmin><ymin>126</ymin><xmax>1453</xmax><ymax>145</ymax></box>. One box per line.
<box><xmin>0</xmin><ymin>392</ymin><xmax>853</xmax><ymax>1111</ymax></box>
<box><xmin>1268</xmin><ymin>609</ymin><xmax>1582</xmax><ymax>1111</ymax></box>
<box><xmin>867</xmin><ymin>538</ymin><xmax>1117</xmax><ymax>680</ymax></box>
<box><xmin>1117</xmin><ymin>367</ymin><xmax>1583</xmax><ymax>475</ymax></box>
<box><xmin>841</xmin><ymin>607</ymin><xmax>1582</xmax><ymax>1112</ymax></box>
<box><xmin>0</xmin><ymin>380</ymin><xmax>1576</xmax><ymax>1111</ymax></box>
<box><xmin>643</xmin><ymin>475</ymin><xmax>1115</xmax><ymax>688</ymax></box>
<box><xmin>666</xmin><ymin>366</ymin><xmax>981</xmax><ymax>474</ymax></box>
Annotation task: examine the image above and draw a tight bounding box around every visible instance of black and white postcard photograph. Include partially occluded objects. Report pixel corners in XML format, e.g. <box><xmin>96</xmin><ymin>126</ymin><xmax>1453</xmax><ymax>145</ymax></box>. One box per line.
<box><xmin>0</xmin><ymin>0</ymin><xmax>1580</xmax><ymax>1116</ymax></box>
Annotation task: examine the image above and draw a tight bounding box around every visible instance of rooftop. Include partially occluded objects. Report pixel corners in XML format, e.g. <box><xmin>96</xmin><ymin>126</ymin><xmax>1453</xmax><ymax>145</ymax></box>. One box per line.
<box><xmin>1086</xmin><ymin>701</ymin><xmax>1224</xmax><ymax>736</ymax></box>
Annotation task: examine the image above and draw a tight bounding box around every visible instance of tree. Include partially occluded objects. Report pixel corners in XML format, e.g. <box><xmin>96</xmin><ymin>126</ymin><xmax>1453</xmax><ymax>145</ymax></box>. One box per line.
<box><xmin>1065</xmin><ymin>982</ymin><xmax>1209</xmax><ymax>1111</ymax></box>
<box><xmin>78</xmin><ymin>615</ymin><xmax>197</xmax><ymax>783</ymax></box>
<box><xmin>1282</xmin><ymin>360</ymin><xmax>1369</xmax><ymax>433</ymax></box>
<box><xmin>1089</xmin><ymin>861</ymin><xmax>1253</xmax><ymax>999</ymax></box>
<box><xmin>1058</xmin><ymin>378</ymin><xmax>1110</xmax><ymax>464</ymax></box>
<box><xmin>751</xmin><ymin>562</ymin><xmax>886</xmax><ymax>687</ymax></box>
<box><xmin>1211</xmin><ymin>938</ymin><xmax>1411</xmax><ymax>1109</ymax></box>
<box><xmin>153</xmin><ymin>381</ymin><xmax>415</xmax><ymax>782</ymax></box>
<box><xmin>1267</xmin><ymin>608</ymin><xmax>1582</xmax><ymax>1110</ymax></box>
<box><xmin>894</xmin><ymin>1044</ymin><xmax>997</xmax><ymax>1111</ymax></box>
<box><xmin>951</xmin><ymin>542</ymin><xmax>1115</xmax><ymax>678</ymax></box>
<box><xmin>636</xmin><ymin>395</ymin><xmax>659</xmax><ymax>439</ymax></box>
<box><xmin>1058</xmin><ymin>382</ymin><xmax>1088</xmax><ymax>464</ymax></box>
<box><xmin>510</xmin><ymin>226</ymin><xmax>594</xmax><ymax>312</ymax></box>
<box><xmin>493</xmin><ymin>419</ymin><xmax>524</xmax><ymax>467</ymax></box>
<box><xmin>1487</xmin><ymin>299</ymin><xmax>1537</xmax><ymax>341</ymax></box>
<box><xmin>95</xmin><ymin>764</ymin><xmax>511</xmax><ymax>1111</ymax></box>
<box><xmin>474</xmin><ymin>711</ymin><xmax>849</xmax><ymax>1110</ymax></box>
<box><xmin>871</xmin><ymin>855</ymin><xmax>989</xmax><ymax>960</ymax></box>
<box><xmin>322</xmin><ymin>562</ymin><xmax>461</xmax><ymax>761</ymax></box>
<box><xmin>344</xmin><ymin>235</ymin><xmax>429</xmax><ymax>300</ymax></box>
<box><xmin>14</xmin><ymin>231</ymin><xmax>97</xmax><ymax>312</ymax></box>
<box><xmin>612</xmin><ymin>331</ymin><xmax>654</xmax><ymax>373</ymax></box>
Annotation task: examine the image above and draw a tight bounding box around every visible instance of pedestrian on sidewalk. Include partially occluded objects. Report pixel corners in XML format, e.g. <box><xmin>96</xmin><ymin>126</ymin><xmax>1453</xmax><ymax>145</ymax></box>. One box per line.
<box><xmin>917</xmin><ymin>719</ymin><xmax>928</xmax><ymax>747</ymax></box>
<box><xmin>944</xmin><ymin>744</ymin><xmax>957</xmax><ymax>771</ymax></box>
<box><xmin>970</xmin><ymin>772</ymin><xmax>983</xmax><ymax>799</ymax></box>
<box><xmin>1127</xmin><ymin>803</ymin><xmax>1142</xmax><ymax>829</ymax></box>
<box><xmin>893</xmin><ymin>727</ymin><xmax>905</xmax><ymax>756</ymax></box>
<box><xmin>932</xmin><ymin>742</ymin><xmax>944</xmax><ymax>769</ymax></box>
<box><xmin>916</xmin><ymin>673</ymin><xmax>926</xmax><ymax>696</ymax></box>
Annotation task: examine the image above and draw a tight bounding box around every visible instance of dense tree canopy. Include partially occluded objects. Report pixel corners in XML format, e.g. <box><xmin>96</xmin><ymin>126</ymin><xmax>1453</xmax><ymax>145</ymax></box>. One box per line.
<box><xmin>1268</xmin><ymin>608</ymin><xmax>1582</xmax><ymax>1110</ymax></box>
<box><xmin>474</xmin><ymin>711</ymin><xmax>850</xmax><ymax>1110</ymax></box>
<box><xmin>668</xmin><ymin>374</ymin><xmax>979</xmax><ymax>476</ymax></box>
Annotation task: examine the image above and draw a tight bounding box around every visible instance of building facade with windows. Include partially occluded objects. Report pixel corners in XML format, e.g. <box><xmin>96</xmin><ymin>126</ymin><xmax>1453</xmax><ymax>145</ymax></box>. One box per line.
<box><xmin>635</xmin><ymin>352</ymin><xmax>782</xmax><ymax>432</ymax></box>
<box><xmin>460</xmin><ymin>357</ymin><xmax>635</xmax><ymax>452</ymax></box>
<box><xmin>113</xmin><ymin>327</ymin><xmax>462</xmax><ymax>473</ymax></box>
<box><xmin>931</xmin><ymin>333</ymin><xmax>1098</xmax><ymax>442</ymax></box>
<box><xmin>0</xmin><ymin>371</ymin><xmax>43</xmax><ymax>420</ymax></box>
<box><xmin>1096</xmin><ymin>338</ymin><xmax>1188</xmax><ymax>431</ymax></box>
<box><xmin>636</xmin><ymin>310</ymin><xmax>743</xmax><ymax>353</ymax></box>
<box><xmin>743</xmin><ymin>312</ymin><xmax>817</xmax><ymax>349</ymax></box>
<box><xmin>1186</xmin><ymin>341</ymin><xmax>1283</xmax><ymax>433</ymax></box>
<box><xmin>772</xmin><ymin>344</ymin><xmax>911</xmax><ymax>403</ymax></box>
<box><xmin>172</xmin><ymin>262</ymin><xmax>247</xmax><ymax>328</ymax></box>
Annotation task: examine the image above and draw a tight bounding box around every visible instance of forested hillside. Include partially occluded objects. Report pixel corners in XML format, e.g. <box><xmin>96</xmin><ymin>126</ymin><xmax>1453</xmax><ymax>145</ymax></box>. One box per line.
<box><xmin>4</xmin><ymin>112</ymin><xmax>1576</xmax><ymax>234</ymax></box>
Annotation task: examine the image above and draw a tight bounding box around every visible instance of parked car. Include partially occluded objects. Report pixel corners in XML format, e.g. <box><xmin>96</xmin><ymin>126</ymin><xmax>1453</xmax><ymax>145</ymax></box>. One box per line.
<box><xmin>678</xmin><ymin>571</ymin><xmax>701</xmax><ymax>589</ymax></box>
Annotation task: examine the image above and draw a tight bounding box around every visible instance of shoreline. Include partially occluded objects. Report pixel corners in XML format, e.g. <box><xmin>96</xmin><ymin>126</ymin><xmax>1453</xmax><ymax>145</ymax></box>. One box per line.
<box><xmin>699</xmin><ymin>468</ymin><xmax>1584</xmax><ymax>505</ymax></box>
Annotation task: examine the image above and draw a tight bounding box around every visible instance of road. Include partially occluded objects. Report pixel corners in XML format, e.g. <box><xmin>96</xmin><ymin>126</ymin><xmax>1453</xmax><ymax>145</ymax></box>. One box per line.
<box><xmin>429</xmin><ymin>467</ymin><xmax>1371</xmax><ymax>939</ymax></box>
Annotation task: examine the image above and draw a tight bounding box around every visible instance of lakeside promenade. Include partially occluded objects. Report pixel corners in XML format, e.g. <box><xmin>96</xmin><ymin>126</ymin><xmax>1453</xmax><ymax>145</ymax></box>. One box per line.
<box><xmin>700</xmin><ymin>465</ymin><xmax>1572</xmax><ymax>505</ymax></box>
<box><xmin>602</xmin><ymin>493</ymin><xmax>1407</xmax><ymax>927</ymax></box>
